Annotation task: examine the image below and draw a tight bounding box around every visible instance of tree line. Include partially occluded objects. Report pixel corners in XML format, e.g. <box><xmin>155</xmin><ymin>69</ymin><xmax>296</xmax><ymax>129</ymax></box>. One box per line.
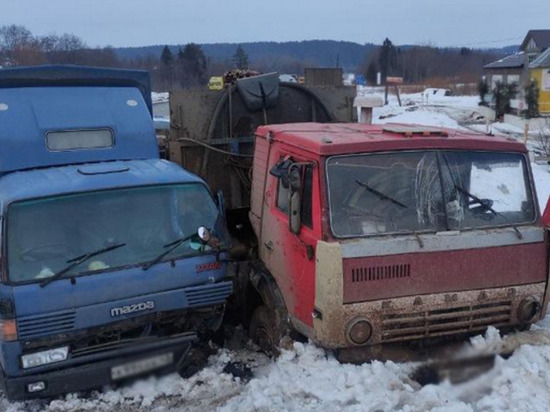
<box><xmin>361</xmin><ymin>38</ymin><xmax>502</xmax><ymax>86</ymax></box>
<box><xmin>0</xmin><ymin>25</ymin><xmax>119</xmax><ymax>67</ymax></box>
<box><xmin>0</xmin><ymin>25</ymin><xmax>254</xmax><ymax>91</ymax></box>
<box><xmin>1</xmin><ymin>25</ymin><xmax>509</xmax><ymax>91</ymax></box>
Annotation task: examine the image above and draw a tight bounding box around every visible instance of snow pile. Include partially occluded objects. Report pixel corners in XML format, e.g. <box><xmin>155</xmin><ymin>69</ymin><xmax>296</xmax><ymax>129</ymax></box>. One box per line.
<box><xmin>219</xmin><ymin>343</ymin><xmax>414</xmax><ymax>412</ymax></box>
<box><xmin>377</xmin><ymin>106</ymin><xmax>462</xmax><ymax>129</ymax></box>
<box><xmin>218</xmin><ymin>332</ymin><xmax>550</xmax><ymax>412</ymax></box>
<box><xmin>369</xmin><ymin>93</ymin><xmax>483</xmax><ymax>130</ymax></box>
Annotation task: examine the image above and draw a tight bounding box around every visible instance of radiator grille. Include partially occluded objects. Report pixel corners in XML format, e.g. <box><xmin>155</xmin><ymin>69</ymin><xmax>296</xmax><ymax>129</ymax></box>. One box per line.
<box><xmin>351</xmin><ymin>264</ymin><xmax>411</xmax><ymax>282</ymax></box>
<box><xmin>18</xmin><ymin>310</ymin><xmax>76</xmax><ymax>339</ymax></box>
<box><xmin>185</xmin><ymin>282</ymin><xmax>233</xmax><ymax>308</ymax></box>
<box><xmin>71</xmin><ymin>332</ymin><xmax>195</xmax><ymax>358</ymax></box>
<box><xmin>381</xmin><ymin>301</ymin><xmax>512</xmax><ymax>342</ymax></box>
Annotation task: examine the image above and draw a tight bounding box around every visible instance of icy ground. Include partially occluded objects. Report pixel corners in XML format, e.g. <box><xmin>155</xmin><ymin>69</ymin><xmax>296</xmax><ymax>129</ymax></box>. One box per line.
<box><xmin>3</xmin><ymin>91</ymin><xmax>550</xmax><ymax>412</ymax></box>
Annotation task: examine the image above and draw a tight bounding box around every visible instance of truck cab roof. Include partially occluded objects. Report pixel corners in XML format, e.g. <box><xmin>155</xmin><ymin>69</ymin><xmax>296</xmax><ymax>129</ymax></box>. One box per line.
<box><xmin>0</xmin><ymin>65</ymin><xmax>158</xmax><ymax>175</ymax></box>
<box><xmin>0</xmin><ymin>159</ymin><xmax>204</xmax><ymax>208</ymax></box>
<box><xmin>256</xmin><ymin>123</ymin><xmax>528</xmax><ymax>156</ymax></box>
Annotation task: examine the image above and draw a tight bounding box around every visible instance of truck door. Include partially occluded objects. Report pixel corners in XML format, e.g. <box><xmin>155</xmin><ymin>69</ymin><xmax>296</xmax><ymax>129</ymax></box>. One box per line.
<box><xmin>260</xmin><ymin>152</ymin><xmax>320</xmax><ymax>329</ymax></box>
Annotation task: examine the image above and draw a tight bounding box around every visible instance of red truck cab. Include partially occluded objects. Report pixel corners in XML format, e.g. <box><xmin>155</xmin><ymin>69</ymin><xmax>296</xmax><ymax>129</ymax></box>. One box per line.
<box><xmin>247</xmin><ymin>123</ymin><xmax>549</xmax><ymax>352</ymax></box>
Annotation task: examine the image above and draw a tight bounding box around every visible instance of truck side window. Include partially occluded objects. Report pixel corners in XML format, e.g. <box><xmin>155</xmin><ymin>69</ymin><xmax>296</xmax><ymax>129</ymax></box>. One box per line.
<box><xmin>301</xmin><ymin>165</ymin><xmax>313</xmax><ymax>228</ymax></box>
<box><xmin>276</xmin><ymin>164</ymin><xmax>313</xmax><ymax>229</ymax></box>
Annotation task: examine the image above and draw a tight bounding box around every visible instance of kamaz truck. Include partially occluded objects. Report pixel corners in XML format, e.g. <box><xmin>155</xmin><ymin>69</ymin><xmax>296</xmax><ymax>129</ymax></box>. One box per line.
<box><xmin>242</xmin><ymin>123</ymin><xmax>550</xmax><ymax>359</ymax></box>
<box><xmin>0</xmin><ymin>65</ymin><xmax>232</xmax><ymax>400</ymax></box>
<box><xmin>166</xmin><ymin>73</ymin><xmax>550</xmax><ymax>360</ymax></box>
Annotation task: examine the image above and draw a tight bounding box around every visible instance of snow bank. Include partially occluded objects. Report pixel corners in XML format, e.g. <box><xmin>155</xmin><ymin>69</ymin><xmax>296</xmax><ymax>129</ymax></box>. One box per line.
<box><xmin>5</xmin><ymin>323</ymin><xmax>550</xmax><ymax>412</ymax></box>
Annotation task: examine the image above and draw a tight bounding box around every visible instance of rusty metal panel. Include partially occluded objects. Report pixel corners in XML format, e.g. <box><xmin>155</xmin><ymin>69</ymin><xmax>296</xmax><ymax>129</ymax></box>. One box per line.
<box><xmin>305</xmin><ymin>68</ymin><xmax>343</xmax><ymax>86</ymax></box>
<box><xmin>167</xmin><ymin>83</ymin><xmax>356</xmax><ymax>210</ymax></box>
<box><xmin>169</xmin><ymin>89</ymin><xmax>224</xmax><ymax>141</ymax></box>
<box><xmin>306</xmin><ymin>86</ymin><xmax>357</xmax><ymax>123</ymax></box>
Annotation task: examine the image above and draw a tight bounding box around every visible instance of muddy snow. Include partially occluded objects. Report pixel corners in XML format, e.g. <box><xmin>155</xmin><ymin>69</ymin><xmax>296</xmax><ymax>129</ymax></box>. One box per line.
<box><xmin>2</xmin><ymin>91</ymin><xmax>550</xmax><ymax>412</ymax></box>
<box><xmin>5</xmin><ymin>325</ymin><xmax>550</xmax><ymax>412</ymax></box>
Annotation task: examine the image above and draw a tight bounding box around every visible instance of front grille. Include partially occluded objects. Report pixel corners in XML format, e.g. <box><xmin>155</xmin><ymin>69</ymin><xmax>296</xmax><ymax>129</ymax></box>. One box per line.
<box><xmin>18</xmin><ymin>310</ymin><xmax>76</xmax><ymax>339</ymax></box>
<box><xmin>381</xmin><ymin>301</ymin><xmax>512</xmax><ymax>342</ymax></box>
<box><xmin>71</xmin><ymin>332</ymin><xmax>195</xmax><ymax>358</ymax></box>
<box><xmin>185</xmin><ymin>282</ymin><xmax>233</xmax><ymax>307</ymax></box>
<box><xmin>351</xmin><ymin>264</ymin><xmax>411</xmax><ymax>283</ymax></box>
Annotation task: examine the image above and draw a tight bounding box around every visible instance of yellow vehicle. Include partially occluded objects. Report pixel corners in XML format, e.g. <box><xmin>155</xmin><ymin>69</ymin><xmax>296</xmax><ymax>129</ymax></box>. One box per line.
<box><xmin>208</xmin><ymin>76</ymin><xmax>224</xmax><ymax>91</ymax></box>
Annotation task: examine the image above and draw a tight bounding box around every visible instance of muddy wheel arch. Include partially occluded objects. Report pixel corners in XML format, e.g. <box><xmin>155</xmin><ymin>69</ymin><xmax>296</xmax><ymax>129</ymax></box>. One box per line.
<box><xmin>246</xmin><ymin>262</ymin><xmax>295</xmax><ymax>348</ymax></box>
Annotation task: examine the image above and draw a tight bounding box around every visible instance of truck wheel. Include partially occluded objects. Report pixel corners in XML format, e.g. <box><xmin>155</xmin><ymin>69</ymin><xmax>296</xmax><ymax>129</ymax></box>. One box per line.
<box><xmin>249</xmin><ymin>305</ymin><xmax>284</xmax><ymax>357</ymax></box>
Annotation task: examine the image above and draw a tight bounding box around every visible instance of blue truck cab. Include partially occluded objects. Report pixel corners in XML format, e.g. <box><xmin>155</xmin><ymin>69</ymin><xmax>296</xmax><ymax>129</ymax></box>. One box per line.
<box><xmin>0</xmin><ymin>66</ymin><xmax>232</xmax><ymax>400</ymax></box>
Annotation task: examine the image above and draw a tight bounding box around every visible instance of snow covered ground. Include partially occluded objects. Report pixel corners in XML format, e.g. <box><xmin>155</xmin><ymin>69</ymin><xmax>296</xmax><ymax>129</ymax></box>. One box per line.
<box><xmin>3</xmin><ymin>91</ymin><xmax>550</xmax><ymax>412</ymax></box>
<box><xmin>5</xmin><ymin>326</ymin><xmax>550</xmax><ymax>412</ymax></box>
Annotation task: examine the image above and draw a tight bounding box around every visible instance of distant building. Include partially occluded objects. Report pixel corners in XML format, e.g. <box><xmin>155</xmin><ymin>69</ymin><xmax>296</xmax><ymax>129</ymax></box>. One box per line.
<box><xmin>484</xmin><ymin>30</ymin><xmax>550</xmax><ymax>86</ymax></box>
<box><xmin>483</xmin><ymin>53</ymin><xmax>526</xmax><ymax>89</ymax></box>
<box><xmin>528</xmin><ymin>48</ymin><xmax>550</xmax><ymax>114</ymax></box>
<box><xmin>483</xmin><ymin>29</ymin><xmax>550</xmax><ymax>113</ymax></box>
<box><xmin>521</xmin><ymin>30</ymin><xmax>550</xmax><ymax>62</ymax></box>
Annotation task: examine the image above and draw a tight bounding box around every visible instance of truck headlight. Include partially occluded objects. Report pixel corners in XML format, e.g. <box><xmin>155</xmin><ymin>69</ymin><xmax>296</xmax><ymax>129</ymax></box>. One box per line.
<box><xmin>518</xmin><ymin>297</ymin><xmax>541</xmax><ymax>323</ymax></box>
<box><xmin>346</xmin><ymin>318</ymin><xmax>373</xmax><ymax>345</ymax></box>
<box><xmin>21</xmin><ymin>346</ymin><xmax>69</xmax><ymax>369</ymax></box>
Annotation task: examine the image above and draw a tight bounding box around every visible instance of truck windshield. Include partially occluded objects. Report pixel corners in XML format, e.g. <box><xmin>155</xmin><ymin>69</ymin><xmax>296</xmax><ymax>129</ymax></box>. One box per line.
<box><xmin>7</xmin><ymin>183</ymin><xmax>222</xmax><ymax>284</ymax></box>
<box><xmin>326</xmin><ymin>151</ymin><xmax>535</xmax><ymax>237</ymax></box>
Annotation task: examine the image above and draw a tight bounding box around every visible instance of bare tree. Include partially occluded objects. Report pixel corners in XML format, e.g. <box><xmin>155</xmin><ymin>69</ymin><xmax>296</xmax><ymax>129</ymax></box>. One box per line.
<box><xmin>0</xmin><ymin>24</ymin><xmax>43</xmax><ymax>65</ymax></box>
<box><xmin>44</xmin><ymin>33</ymin><xmax>87</xmax><ymax>64</ymax></box>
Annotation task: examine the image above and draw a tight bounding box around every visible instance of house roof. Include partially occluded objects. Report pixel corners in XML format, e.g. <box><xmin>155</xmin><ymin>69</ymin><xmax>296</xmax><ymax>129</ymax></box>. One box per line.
<box><xmin>484</xmin><ymin>53</ymin><xmax>526</xmax><ymax>69</ymax></box>
<box><xmin>520</xmin><ymin>30</ymin><xmax>550</xmax><ymax>52</ymax></box>
<box><xmin>529</xmin><ymin>47</ymin><xmax>550</xmax><ymax>68</ymax></box>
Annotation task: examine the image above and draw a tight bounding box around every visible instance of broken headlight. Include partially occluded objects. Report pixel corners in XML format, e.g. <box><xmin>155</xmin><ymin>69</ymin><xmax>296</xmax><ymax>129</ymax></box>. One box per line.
<box><xmin>21</xmin><ymin>346</ymin><xmax>69</xmax><ymax>369</ymax></box>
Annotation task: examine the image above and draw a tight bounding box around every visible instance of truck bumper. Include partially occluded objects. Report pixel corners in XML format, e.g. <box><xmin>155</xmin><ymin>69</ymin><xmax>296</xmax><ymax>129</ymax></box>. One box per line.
<box><xmin>0</xmin><ymin>334</ymin><xmax>197</xmax><ymax>401</ymax></box>
<box><xmin>314</xmin><ymin>281</ymin><xmax>546</xmax><ymax>349</ymax></box>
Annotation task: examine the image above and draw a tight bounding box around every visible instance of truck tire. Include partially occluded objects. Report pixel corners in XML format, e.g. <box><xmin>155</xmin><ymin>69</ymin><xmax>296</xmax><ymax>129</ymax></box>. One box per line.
<box><xmin>249</xmin><ymin>305</ymin><xmax>284</xmax><ymax>357</ymax></box>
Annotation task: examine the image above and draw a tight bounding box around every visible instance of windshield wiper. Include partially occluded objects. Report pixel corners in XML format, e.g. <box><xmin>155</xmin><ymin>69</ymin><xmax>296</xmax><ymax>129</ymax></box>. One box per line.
<box><xmin>142</xmin><ymin>232</ymin><xmax>198</xmax><ymax>271</ymax></box>
<box><xmin>355</xmin><ymin>180</ymin><xmax>408</xmax><ymax>209</ymax></box>
<box><xmin>455</xmin><ymin>185</ymin><xmax>523</xmax><ymax>239</ymax></box>
<box><xmin>40</xmin><ymin>243</ymin><xmax>126</xmax><ymax>288</ymax></box>
<box><xmin>440</xmin><ymin>154</ymin><xmax>523</xmax><ymax>240</ymax></box>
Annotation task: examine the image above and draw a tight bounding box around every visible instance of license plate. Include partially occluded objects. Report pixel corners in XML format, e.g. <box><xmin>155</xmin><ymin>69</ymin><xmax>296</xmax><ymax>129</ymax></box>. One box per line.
<box><xmin>111</xmin><ymin>352</ymin><xmax>174</xmax><ymax>380</ymax></box>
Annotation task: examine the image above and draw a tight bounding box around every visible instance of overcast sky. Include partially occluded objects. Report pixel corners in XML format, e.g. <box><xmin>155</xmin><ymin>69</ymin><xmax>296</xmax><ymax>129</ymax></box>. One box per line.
<box><xmin>1</xmin><ymin>0</ymin><xmax>549</xmax><ymax>48</ymax></box>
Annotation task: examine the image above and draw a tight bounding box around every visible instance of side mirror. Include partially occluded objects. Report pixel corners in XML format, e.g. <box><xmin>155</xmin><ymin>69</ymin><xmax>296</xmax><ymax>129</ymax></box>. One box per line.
<box><xmin>197</xmin><ymin>226</ymin><xmax>212</xmax><ymax>243</ymax></box>
<box><xmin>270</xmin><ymin>158</ymin><xmax>293</xmax><ymax>189</ymax></box>
<box><xmin>289</xmin><ymin>191</ymin><xmax>301</xmax><ymax>234</ymax></box>
<box><xmin>543</xmin><ymin>197</ymin><xmax>550</xmax><ymax>227</ymax></box>
<box><xmin>289</xmin><ymin>166</ymin><xmax>302</xmax><ymax>191</ymax></box>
